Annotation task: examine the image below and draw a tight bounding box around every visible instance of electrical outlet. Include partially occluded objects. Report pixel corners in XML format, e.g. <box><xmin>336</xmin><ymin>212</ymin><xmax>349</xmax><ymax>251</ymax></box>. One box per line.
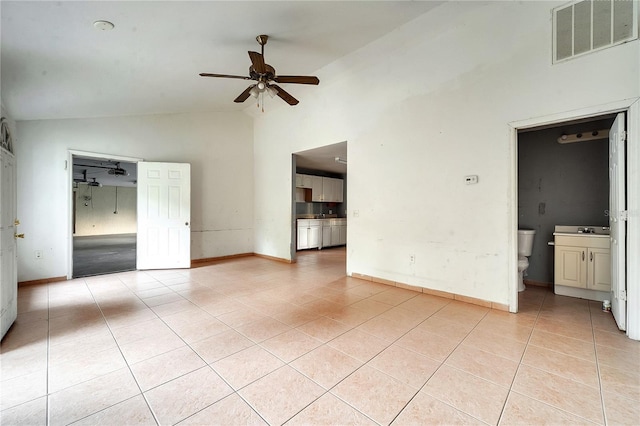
<box><xmin>35</xmin><ymin>250</ymin><xmax>43</xmax><ymax>259</ymax></box>
<box><xmin>409</xmin><ymin>254</ymin><xmax>415</xmax><ymax>264</ymax></box>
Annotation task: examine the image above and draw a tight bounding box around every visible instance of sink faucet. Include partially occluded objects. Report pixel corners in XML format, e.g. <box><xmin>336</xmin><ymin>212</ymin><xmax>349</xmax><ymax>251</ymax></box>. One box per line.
<box><xmin>579</xmin><ymin>227</ymin><xmax>595</xmax><ymax>234</ymax></box>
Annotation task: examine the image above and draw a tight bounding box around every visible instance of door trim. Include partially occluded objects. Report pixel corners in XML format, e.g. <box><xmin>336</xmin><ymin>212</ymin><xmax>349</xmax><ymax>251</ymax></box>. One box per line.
<box><xmin>508</xmin><ymin>97</ymin><xmax>640</xmax><ymax>340</ymax></box>
<box><xmin>67</xmin><ymin>150</ymin><xmax>143</xmax><ymax>279</ymax></box>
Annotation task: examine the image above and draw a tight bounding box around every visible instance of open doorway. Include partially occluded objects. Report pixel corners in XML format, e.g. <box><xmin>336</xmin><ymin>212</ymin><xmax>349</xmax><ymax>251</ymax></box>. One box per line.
<box><xmin>72</xmin><ymin>154</ymin><xmax>138</xmax><ymax>277</ymax></box>
<box><xmin>514</xmin><ymin>110</ymin><xmax>629</xmax><ymax>332</ymax></box>
<box><xmin>292</xmin><ymin>142</ymin><xmax>347</xmax><ymax>264</ymax></box>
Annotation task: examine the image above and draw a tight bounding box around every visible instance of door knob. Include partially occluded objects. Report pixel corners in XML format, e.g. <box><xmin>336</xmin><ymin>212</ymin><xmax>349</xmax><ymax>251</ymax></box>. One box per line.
<box><xmin>15</xmin><ymin>233</ymin><xmax>25</xmax><ymax>239</ymax></box>
<box><xmin>14</xmin><ymin>219</ymin><xmax>20</xmax><ymax>226</ymax></box>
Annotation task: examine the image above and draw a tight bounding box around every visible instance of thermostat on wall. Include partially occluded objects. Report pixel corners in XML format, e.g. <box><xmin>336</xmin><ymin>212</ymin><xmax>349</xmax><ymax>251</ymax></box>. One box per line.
<box><xmin>465</xmin><ymin>175</ymin><xmax>479</xmax><ymax>185</ymax></box>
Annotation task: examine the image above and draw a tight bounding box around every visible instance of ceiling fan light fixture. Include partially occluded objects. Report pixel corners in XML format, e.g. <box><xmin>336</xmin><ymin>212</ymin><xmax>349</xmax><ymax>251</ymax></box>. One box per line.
<box><xmin>266</xmin><ymin>86</ymin><xmax>277</xmax><ymax>98</ymax></box>
<box><xmin>249</xmin><ymin>86</ymin><xmax>259</xmax><ymax>98</ymax></box>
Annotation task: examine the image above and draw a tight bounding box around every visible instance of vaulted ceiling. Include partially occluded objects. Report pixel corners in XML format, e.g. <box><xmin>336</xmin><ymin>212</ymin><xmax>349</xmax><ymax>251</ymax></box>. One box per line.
<box><xmin>1</xmin><ymin>1</ymin><xmax>441</xmax><ymax>121</ymax></box>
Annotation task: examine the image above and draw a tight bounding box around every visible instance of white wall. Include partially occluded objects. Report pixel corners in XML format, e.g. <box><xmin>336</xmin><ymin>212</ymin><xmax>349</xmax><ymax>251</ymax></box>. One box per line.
<box><xmin>74</xmin><ymin>185</ymin><xmax>137</xmax><ymax>236</ymax></box>
<box><xmin>253</xmin><ymin>1</ymin><xmax>640</xmax><ymax>306</ymax></box>
<box><xmin>16</xmin><ymin>111</ymin><xmax>253</xmax><ymax>281</ymax></box>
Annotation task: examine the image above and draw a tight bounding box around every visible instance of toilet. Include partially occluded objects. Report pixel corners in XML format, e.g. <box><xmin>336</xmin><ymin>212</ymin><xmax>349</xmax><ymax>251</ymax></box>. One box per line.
<box><xmin>517</xmin><ymin>229</ymin><xmax>536</xmax><ymax>292</ymax></box>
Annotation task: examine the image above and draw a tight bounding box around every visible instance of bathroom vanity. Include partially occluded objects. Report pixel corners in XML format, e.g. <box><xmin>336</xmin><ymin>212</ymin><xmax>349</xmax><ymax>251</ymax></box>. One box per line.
<box><xmin>553</xmin><ymin>225</ymin><xmax>611</xmax><ymax>301</ymax></box>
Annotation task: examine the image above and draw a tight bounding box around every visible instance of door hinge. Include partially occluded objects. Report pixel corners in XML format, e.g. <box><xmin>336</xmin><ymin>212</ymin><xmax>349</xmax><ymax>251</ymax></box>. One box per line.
<box><xmin>620</xmin><ymin>130</ymin><xmax>626</xmax><ymax>142</ymax></box>
<box><xmin>620</xmin><ymin>210</ymin><xmax>629</xmax><ymax>221</ymax></box>
<box><xmin>620</xmin><ymin>289</ymin><xmax>627</xmax><ymax>301</ymax></box>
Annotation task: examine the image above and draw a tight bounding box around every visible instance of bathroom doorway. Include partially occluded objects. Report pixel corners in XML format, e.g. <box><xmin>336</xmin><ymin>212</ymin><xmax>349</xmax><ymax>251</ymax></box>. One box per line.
<box><xmin>511</xmin><ymin>105</ymin><xmax>640</xmax><ymax>339</ymax></box>
<box><xmin>517</xmin><ymin>115</ymin><xmax>615</xmax><ymax>287</ymax></box>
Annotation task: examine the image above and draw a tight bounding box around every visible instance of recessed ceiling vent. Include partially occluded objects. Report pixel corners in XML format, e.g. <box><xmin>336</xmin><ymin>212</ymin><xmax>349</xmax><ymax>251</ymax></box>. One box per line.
<box><xmin>553</xmin><ymin>0</ymin><xmax>638</xmax><ymax>63</ymax></box>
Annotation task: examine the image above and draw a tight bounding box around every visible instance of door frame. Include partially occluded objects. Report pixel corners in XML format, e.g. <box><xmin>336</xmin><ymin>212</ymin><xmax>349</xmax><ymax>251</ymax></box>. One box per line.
<box><xmin>67</xmin><ymin>150</ymin><xmax>143</xmax><ymax>279</ymax></box>
<box><xmin>508</xmin><ymin>98</ymin><xmax>640</xmax><ymax>340</ymax></box>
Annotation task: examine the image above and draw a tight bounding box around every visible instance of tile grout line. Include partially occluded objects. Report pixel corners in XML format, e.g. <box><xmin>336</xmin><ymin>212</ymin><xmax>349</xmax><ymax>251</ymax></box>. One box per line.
<box><xmin>275</xmin><ymin>288</ymin><xmax>398</xmax><ymax>425</ymax></box>
<box><xmin>281</xmin><ymin>295</ymin><xmax>474</xmax><ymax>425</ymax></box>
<box><xmin>386</xmin><ymin>306</ymin><xmax>496</xmax><ymax>426</ymax></box>
<box><xmin>501</xmin><ymin>294</ymin><xmax>607</xmax><ymax>426</ymax></box>
<box><xmin>80</xmin><ymin>274</ymin><xmax>162</xmax><ymax>426</ymax></box>
<box><xmin>135</xmin><ymin>275</ymin><xmax>272</xmax><ymax>426</ymax></box>
<box><xmin>217</xmin><ymin>266</ymin><xmax>400</xmax><ymax>425</ymax></box>
<box><xmin>122</xmin><ymin>273</ymin><xmax>263</xmax><ymax>426</ymax></box>
<box><xmin>495</xmin><ymin>289</ymin><xmax>546</xmax><ymax>426</ymax></box>
<box><xmin>202</xmin><ymin>284</ymin><xmax>432</xmax><ymax>424</ymax></box>
<box><xmin>590</xmin><ymin>300</ymin><xmax>608</xmax><ymax>425</ymax></box>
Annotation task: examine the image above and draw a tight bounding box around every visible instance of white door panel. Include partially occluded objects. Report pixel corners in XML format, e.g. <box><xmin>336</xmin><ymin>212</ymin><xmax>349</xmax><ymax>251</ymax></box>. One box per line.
<box><xmin>137</xmin><ymin>162</ymin><xmax>191</xmax><ymax>270</ymax></box>
<box><xmin>609</xmin><ymin>113</ymin><xmax>626</xmax><ymax>330</ymax></box>
<box><xmin>1</xmin><ymin>148</ymin><xmax>17</xmax><ymax>340</ymax></box>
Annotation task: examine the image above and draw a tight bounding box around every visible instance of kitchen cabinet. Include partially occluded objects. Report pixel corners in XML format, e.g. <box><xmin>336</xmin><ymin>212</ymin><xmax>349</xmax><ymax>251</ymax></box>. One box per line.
<box><xmin>322</xmin><ymin>223</ymin><xmax>332</xmax><ymax>248</ymax></box>
<box><xmin>297</xmin><ymin>219</ymin><xmax>321</xmax><ymax>250</ymax></box>
<box><xmin>334</xmin><ymin>178</ymin><xmax>344</xmax><ymax>203</ymax></box>
<box><xmin>307</xmin><ymin>175</ymin><xmax>344</xmax><ymax>202</ymax></box>
<box><xmin>323</xmin><ymin>177</ymin><xmax>343</xmax><ymax>203</ymax></box>
<box><xmin>324</xmin><ymin>219</ymin><xmax>347</xmax><ymax>247</ymax></box>
<box><xmin>311</xmin><ymin>176</ymin><xmax>324</xmax><ymax>202</ymax></box>
<box><xmin>554</xmin><ymin>235</ymin><xmax>610</xmax><ymax>292</ymax></box>
<box><xmin>338</xmin><ymin>223</ymin><xmax>347</xmax><ymax>245</ymax></box>
<box><xmin>296</xmin><ymin>174</ymin><xmax>313</xmax><ymax>189</ymax></box>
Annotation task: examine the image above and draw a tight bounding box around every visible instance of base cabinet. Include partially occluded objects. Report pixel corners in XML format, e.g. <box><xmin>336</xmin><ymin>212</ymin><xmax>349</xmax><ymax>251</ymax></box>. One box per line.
<box><xmin>324</xmin><ymin>220</ymin><xmax>346</xmax><ymax>248</ymax></box>
<box><xmin>322</xmin><ymin>225</ymin><xmax>332</xmax><ymax>249</ymax></box>
<box><xmin>589</xmin><ymin>247</ymin><xmax>611</xmax><ymax>292</ymax></box>
<box><xmin>554</xmin><ymin>236</ymin><xmax>610</xmax><ymax>293</ymax></box>
<box><xmin>299</xmin><ymin>219</ymin><xmax>346</xmax><ymax>250</ymax></box>
<box><xmin>297</xmin><ymin>220</ymin><xmax>321</xmax><ymax>250</ymax></box>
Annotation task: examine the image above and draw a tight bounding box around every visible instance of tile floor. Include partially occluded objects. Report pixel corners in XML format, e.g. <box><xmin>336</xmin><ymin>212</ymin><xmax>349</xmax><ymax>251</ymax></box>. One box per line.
<box><xmin>1</xmin><ymin>248</ymin><xmax>639</xmax><ymax>425</ymax></box>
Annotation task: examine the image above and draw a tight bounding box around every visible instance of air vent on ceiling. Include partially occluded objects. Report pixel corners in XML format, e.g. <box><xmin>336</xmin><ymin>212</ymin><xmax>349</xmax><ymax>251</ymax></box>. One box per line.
<box><xmin>553</xmin><ymin>0</ymin><xmax>638</xmax><ymax>63</ymax></box>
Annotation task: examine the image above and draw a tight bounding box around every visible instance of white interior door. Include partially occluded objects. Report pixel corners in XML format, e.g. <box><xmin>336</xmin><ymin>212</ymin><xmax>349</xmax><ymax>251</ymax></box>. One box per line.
<box><xmin>1</xmin><ymin>148</ymin><xmax>18</xmax><ymax>340</ymax></box>
<box><xmin>137</xmin><ymin>162</ymin><xmax>191</xmax><ymax>270</ymax></box>
<box><xmin>609</xmin><ymin>112</ymin><xmax>626</xmax><ymax>331</ymax></box>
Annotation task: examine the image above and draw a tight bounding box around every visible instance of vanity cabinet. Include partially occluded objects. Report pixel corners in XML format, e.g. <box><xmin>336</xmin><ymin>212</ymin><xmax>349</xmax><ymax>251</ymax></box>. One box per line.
<box><xmin>554</xmin><ymin>235</ymin><xmax>610</xmax><ymax>292</ymax></box>
<box><xmin>588</xmin><ymin>247</ymin><xmax>611</xmax><ymax>292</ymax></box>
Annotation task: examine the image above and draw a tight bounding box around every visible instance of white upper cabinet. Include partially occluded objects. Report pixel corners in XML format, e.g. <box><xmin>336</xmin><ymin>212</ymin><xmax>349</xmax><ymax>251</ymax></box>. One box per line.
<box><xmin>297</xmin><ymin>173</ymin><xmax>344</xmax><ymax>202</ymax></box>
<box><xmin>311</xmin><ymin>175</ymin><xmax>324</xmax><ymax>201</ymax></box>
<box><xmin>295</xmin><ymin>174</ymin><xmax>313</xmax><ymax>189</ymax></box>
<box><xmin>333</xmin><ymin>178</ymin><xmax>344</xmax><ymax>203</ymax></box>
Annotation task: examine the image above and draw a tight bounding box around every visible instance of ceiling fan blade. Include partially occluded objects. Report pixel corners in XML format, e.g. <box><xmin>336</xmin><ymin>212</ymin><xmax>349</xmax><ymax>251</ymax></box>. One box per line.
<box><xmin>234</xmin><ymin>85</ymin><xmax>255</xmax><ymax>103</ymax></box>
<box><xmin>273</xmin><ymin>76</ymin><xmax>319</xmax><ymax>85</ymax></box>
<box><xmin>271</xmin><ymin>84</ymin><xmax>299</xmax><ymax>105</ymax></box>
<box><xmin>248</xmin><ymin>51</ymin><xmax>267</xmax><ymax>74</ymax></box>
<box><xmin>199</xmin><ymin>73</ymin><xmax>251</xmax><ymax>80</ymax></box>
